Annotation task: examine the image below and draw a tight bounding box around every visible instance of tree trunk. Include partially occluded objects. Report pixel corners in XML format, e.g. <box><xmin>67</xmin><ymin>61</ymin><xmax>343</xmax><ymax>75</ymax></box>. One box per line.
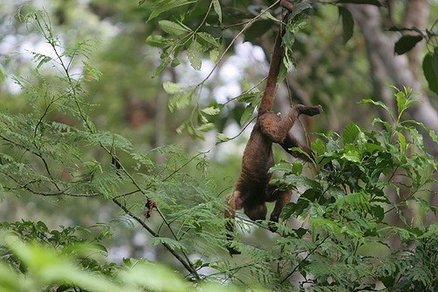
<box><xmin>348</xmin><ymin>4</ymin><xmax>438</xmax><ymax>228</ymax></box>
<box><xmin>349</xmin><ymin>5</ymin><xmax>438</xmax><ymax>157</ymax></box>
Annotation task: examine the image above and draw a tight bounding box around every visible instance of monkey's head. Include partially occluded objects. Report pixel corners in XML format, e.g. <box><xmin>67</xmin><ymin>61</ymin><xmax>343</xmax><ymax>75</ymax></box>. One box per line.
<box><xmin>244</xmin><ymin>202</ymin><xmax>267</xmax><ymax>221</ymax></box>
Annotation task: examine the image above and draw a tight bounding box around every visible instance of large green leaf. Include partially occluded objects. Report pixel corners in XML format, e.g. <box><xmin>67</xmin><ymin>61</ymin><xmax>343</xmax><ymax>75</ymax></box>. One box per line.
<box><xmin>343</xmin><ymin>123</ymin><xmax>359</xmax><ymax>144</ymax></box>
<box><xmin>422</xmin><ymin>51</ymin><xmax>438</xmax><ymax>95</ymax></box>
<box><xmin>212</xmin><ymin>0</ymin><xmax>222</xmax><ymax>23</ymax></box>
<box><xmin>158</xmin><ymin>20</ymin><xmax>190</xmax><ymax>36</ymax></box>
<box><xmin>187</xmin><ymin>40</ymin><xmax>203</xmax><ymax>70</ymax></box>
<box><xmin>147</xmin><ymin>0</ymin><xmax>195</xmax><ymax>22</ymax></box>
<box><xmin>338</xmin><ymin>7</ymin><xmax>354</xmax><ymax>44</ymax></box>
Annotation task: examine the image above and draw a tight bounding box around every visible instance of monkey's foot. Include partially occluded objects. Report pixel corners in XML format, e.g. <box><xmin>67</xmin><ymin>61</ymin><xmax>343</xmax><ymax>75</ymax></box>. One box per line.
<box><xmin>297</xmin><ymin>105</ymin><xmax>323</xmax><ymax>116</ymax></box>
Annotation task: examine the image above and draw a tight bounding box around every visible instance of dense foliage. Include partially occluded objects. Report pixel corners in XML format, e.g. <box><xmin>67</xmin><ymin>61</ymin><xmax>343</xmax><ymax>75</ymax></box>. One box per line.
<box><xmin>0</xmin><ymin>1</ymin><xmax>437</xmax><ymax>291</ymax></box>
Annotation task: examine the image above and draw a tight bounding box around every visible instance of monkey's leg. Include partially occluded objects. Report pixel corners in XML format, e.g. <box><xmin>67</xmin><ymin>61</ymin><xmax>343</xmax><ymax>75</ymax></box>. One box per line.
<box><xmin>295</xmin><ymin>104</ymin><xmax>323</xmax><ymax>116</ymax></box>
<box><xmin>265</xmin><ymin>184</ymin><xmax>292</xmax><ymax>232</ymax></box>
<box><xmin>225</xmin><ymin>190</ymin><xmax>242</xmax><ymax>255</ymax></box>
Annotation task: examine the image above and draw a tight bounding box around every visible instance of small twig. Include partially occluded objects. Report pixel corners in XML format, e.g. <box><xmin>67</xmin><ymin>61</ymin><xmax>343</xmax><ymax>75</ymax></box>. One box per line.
<box><xmin>112</xmin><ymin>189</ymin><xmax>142</xmax><ymax>199</ymax></box>
<box><xmin>216</xmin><ymin>117</ymin><xmax>257</xmax><ymax>144</ymax></box>
<box><xmin>280</xmin><ymin>235</ymin><xmax>329</xmax><ymax>284</ymax></box>
<box><xmin>112</xmin><ymin>198</ymin><xmax>200</xmax><ymax>280</ymax></box>
<box><xmin>198</xmin><ymin>0</ymin><xmax>282</xmax><ymax>86</ymax></box>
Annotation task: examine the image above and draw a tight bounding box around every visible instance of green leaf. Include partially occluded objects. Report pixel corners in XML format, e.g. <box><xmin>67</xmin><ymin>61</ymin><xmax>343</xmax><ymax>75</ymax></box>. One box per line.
<box><xmin>168</xmin><ymin>92</ymin><xmax>191</xmax><ymax>112</ymax></box>
<box><xmin>197</xmin><ymin>32</ymin><xmax>219</xmax><ymax>47</ymax></box>
<box><xmin>280</xmin><ymin>202</ymin><xmax>295</xmax><ymax>220</ymax></box>
<box><xmin>291</xmin><ymin>162</ymin><xmax>303</xmax><ymax>175</ymax></box>
<box><xmin>209</xmin><ymin>49</ymin><xmax>219</xmax><ymax>63</ymax></box>
<box><xmin>197</xmin><ymin>123</ymin><xmax>215</xmax><ymax>132</ymax></box>
<box><xmin>163</xmin><ymin>82</ymin><xmax>181</xmax><ymax>94</ymax></box>
<box><xmin>403</xmin><ymin>120</ymin><xmax>438</xmax><ymax>144</ymax></box>
<box><xmin>342</xmin><ymin>150</ymin><xmax>361</xmax><ymax>162</ymax></box>
<box><xmin>343</xmin><ymin>123</ymin><xmax>359</xmax><ymax>144</ymax></box>
<box><xmin>216</xmin><ymin>133</ymin><xmax>230</xmax><ymax>143</ymax></box>
<box><xmin>147</xmin><ymin>0</ymin><xmax>195</xmax><ymax>22</ymax></box>
<box><xmin>372</xmin><ymin>118</ymin><xmax>392</xmax><ymax>132</ymax></box>
<box><xmin>238</xmin><ymin>91</ymin><xmax>258</xmax><ymax>104</ymax></box>
<box><xmin>145</xmin><ymin>35</ymin><xmax>169</xmax><ymax>48</ymax></box>
<box><xmin>395</xmin><ymin>90</ymin><xmax>407</xmax><ymax>114</ymax></box>
<box><xmin>33</xmin><ymin>53</ymin><xmax>52</xmax><ymax>69</ymax></box>
<box><xmin>338</xmin><ymin>7</ymin><xmax>354</xmax><ymax>44</ymax></box>
<box><xmin>187</xmin><ymin>40</ymin><xmax>203</xmax><ymax>70</ymax></box>
<box><xmin>311</xmin><ymin>139</ymin><xmax>325</xmax><ymax>155</ymax></box>
<box><xmin>240</xmin><ymin>105</ymin><xmax>255</xmax><ymax>126</ymax></box>
<box><xmin>0</xmin><ymin>64</ymin><xmax>5</xmax><ymax>83</ymax></box>
<box><xmin>201</xmin><ymin>106</ymin><xmax>221</xmax><ymax>116</ymax></box>
<box><xmin>290</xmin><ymin>2</ymin><xmax>313</xmax><ymax>20</ymax></box>
<box><xmin>371</xmin><ymin>205</ymin><xmax>385</xmax><ymax>222</ymax></box>
<box><xmin>336</xmin><ymin>0</ymin><xmax>382</xmax><ymax>6</ymax></box>
<box><xmin>284</xmin><ymin>199</ymin><xmax>309</xmax><ymax>217</ymax></box>
<box><xmin>158</xmin><ymin>20</ymin><xmax>190</xmax><ymax>36</ymax></box>
<box><xmin>395</xmin><ymin>88</ymin><xmax>416</xmax><ymax>120</ymax></box>
<box><xmin>244</xmin><ymin>20</ymin><xmax>272</xmax><ymax>42</ymax></box>
<box><xmin>261</xmin><ymin>11</ymin><xmax>278</xmax><ymax>22</ymax></box>
<box><xmin>422</xmin><ymin>52</ymin><xmax>438</xmax><ymax>95</ymax></box>
<box><xmin>269</xmin><ymin>163</ymin><xmax>291</xmax><ymax>173</ymax></box>
<box><xmin>360</xmin><ymin>98</ymin><xmax>394</xmax><ymax>120</ymax></box>
<box><xmin>212</xmin><ymin>0</ymin><xmax>222</xmax><ymax>23</ymax></box>
<box><xmin>284</xmin><ymin>175</ymin><xmax>321</xmax><ymax>190</ymax></box>
<box><xmin>394</xmin><ymin>35</ymin><xmax>423</xmax><ymax>55</ymax></box>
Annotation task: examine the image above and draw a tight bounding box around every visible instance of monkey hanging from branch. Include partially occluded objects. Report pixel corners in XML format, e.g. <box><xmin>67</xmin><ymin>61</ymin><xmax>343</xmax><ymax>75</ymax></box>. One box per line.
<box><xmin>225</xmin><ymin>0</ymin><xmax>322</xmax><ymax>254</ymax></box>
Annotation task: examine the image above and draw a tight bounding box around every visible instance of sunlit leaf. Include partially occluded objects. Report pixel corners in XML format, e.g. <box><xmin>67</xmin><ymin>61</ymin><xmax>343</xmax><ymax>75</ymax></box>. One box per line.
<box><xmin>145</xmin><ymin>35</ymin><xmax>169</xmax><ymax>48</ymax></box>
<box><xmin>163</xmin><ymin>81</ymin><xmax>181</xmax><ymax>94</ymax></box>
<box><xmin>147</xmin><ymin>0</ymin><xmax>195</xmax><ymax>22</ymax></box>
<box><xmin>187</xmin><ymin>40</ymin><xmax>203</xmax><ymax>70</ymax></box>
<box><xmin>201</xmin><ymin>106</ymin><xmax>221</xmax><ymax>116</ymax></box>
<box><xmin>168</xmin><ymin>92</ymin><xmax>191</xmax><ymax>112</ymax></box>
<box><xmin>158</xmin><ymin>20</ymin><xmax>190</xmax><ymax>36</ymax></box>
<box><xmin>216</xmin><ymin>133</ymin><xmax>230</xmax><ymax>143</ymax></box>
<box><xmin>197</xmin><ymin>123</ymin><xmax>215</xmax><ymax>132</ymax></box>
<box><xmin>212</xmin><ymin>0</ymin><xmax>222</xmax><ymax>23</ymax></box>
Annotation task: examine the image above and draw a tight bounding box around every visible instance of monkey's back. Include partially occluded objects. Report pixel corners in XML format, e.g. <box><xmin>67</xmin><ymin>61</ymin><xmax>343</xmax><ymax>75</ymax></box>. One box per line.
<box><xmin>236</xmin><ymin>124</ymin><xmax>274</xmax><ymax>193</ymax></box>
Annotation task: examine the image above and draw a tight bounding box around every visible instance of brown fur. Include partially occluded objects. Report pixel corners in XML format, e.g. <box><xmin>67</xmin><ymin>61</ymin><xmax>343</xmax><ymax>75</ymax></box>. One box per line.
<box><xmin>225</xmin><ymin>1</ymin><xmax>322</xmax><ymax>254</ymax></box>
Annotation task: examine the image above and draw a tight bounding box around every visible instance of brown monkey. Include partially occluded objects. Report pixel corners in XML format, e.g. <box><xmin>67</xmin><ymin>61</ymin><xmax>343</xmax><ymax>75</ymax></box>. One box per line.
<box><xmin>225</xmin><ymin>1</ymin><xmax>322</xmax><ymax>254</ymax></box>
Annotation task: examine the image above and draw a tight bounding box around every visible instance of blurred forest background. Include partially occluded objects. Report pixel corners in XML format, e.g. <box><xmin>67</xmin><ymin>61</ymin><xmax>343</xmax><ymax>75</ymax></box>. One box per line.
<box><xmin>0</xmin><ymin>0</ymin><xmax>437</xmax><ymax>291</ymax></box>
